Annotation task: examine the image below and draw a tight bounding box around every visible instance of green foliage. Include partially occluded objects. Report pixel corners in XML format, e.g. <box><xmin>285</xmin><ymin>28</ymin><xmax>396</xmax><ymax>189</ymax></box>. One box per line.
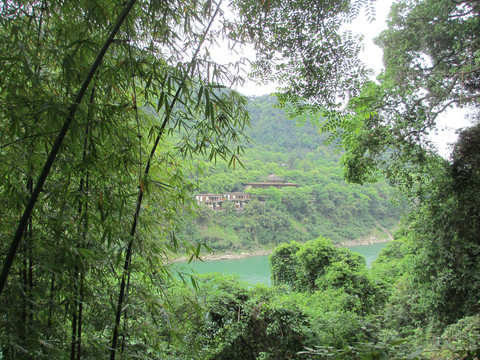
<box><xmin>376</xmin><ymin>126</ymin><xmax>480</xmax><ymax>332</ymax></box>
<box><xmin>294</xmin><ymin>237</ymin><xmax>339</xmax><ymax>292</ymax></box>
<box><xmin>337</xmin><ymin>0</ymin><xmax>480</xmax><ymax>186</ymax></box>
<box><xmin>275</xmin><ymin>2</ymin><xmax>480</xmax><ymax>354</ymax></box>
<box><xmin>270</xmin><ymin>237</ymin><xmax>383</xmax><ymax>315</ymax></box>
<box><xmin>371</xmin><ymin>233</ymin><xmax>409</xmax><ymax>286</ymax></box>
<box><xmin>239</xmin><ymin>2</ymin><xmax>480</xmax><ymax>359</ymax></box>
<box><xmin>276</xmin><ymin>0</ymin><xmax>479</xmax><ymax>189</ymax></box>
<box><xmin>233</xmin><ymin>0</ymin><xmax>374</xmax><ymax>107</ymax></box>
<box><xmin>161</xmin><ymin>275</ymin><xmax>313</xmax><ymax>359</ymax></box>
<box><xmin>3</xmin><ymin>0</ymin><xmax>479</xmax><ymax>359</ymax></box>
<box><xmin>1</xmin><ymin>0</ymin><xmax>392</xmax><ymax>355</ymax></box>
<box><xmin>161</xmin><ymin>271</ymin><xmax>380</xmax><ymax>360</ymax></box>
<box><xmin>360</xmin><ymin>127</ymin><xmax>480</xmax><ymax>355</ymax></box>
<box><xmin>270</xmin><ymin>242</ymin><xmax>301</xmax><ymax>286</ymax></box>
<box><xmin>431</xmin><ymin>315</ymin><xmax>480</xmax><ymax>359</ymax></box>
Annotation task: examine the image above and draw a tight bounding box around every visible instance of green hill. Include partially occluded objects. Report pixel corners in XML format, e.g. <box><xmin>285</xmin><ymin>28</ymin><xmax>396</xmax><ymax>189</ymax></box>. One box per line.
<box><xmin>178</xmin><ymin>96</ymin><xmax>402</xmax><ymax>252</ymax></box>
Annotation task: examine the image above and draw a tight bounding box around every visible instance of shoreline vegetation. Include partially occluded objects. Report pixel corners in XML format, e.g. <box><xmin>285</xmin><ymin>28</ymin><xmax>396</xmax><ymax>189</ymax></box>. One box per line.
<box><xmin>172</xmin><ymin>235</ymin><xmax>392</xmax><ymax>263</ymax></box>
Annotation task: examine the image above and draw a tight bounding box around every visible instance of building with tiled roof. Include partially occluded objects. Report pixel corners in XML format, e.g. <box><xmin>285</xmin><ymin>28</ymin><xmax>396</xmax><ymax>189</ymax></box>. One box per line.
<box><xmin>244</xmin><ymin>174</ymin><xmax>300</xmax><ymax>190</ymax></box>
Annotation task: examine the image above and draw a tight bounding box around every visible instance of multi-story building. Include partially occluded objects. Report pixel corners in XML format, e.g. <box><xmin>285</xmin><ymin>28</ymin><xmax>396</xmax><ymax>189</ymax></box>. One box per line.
<box><xmin>195</xmin><ymin>193</ymin><xmax>226</xmax><ymax>210</ymax></box>
<box><xmin>195</xmin><ymin>192</ymin><xmax>252</xmax><ymax>211</ymax></box>
<box><xmin>225</xmin><ymin>192</ymin><xmax>251</xmax><ymax>210</ymax></box>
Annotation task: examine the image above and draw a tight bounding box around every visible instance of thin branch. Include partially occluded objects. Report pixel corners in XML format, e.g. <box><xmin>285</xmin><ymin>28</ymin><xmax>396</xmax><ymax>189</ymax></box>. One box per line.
<box><xmin>0</xmin><ymin>130</ymin><xmax>62</xmax><ymax>150</ymax></box>
<box><xmin>432</xmin><ymin>94</ymin><xmax>480</xmax><ymax>116</ymax></box>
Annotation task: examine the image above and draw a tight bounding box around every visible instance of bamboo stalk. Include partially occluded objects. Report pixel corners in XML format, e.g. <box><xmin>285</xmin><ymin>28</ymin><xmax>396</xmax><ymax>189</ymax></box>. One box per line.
<box><xmin>0</xmin><ymin>0</ymin><xmax>138</xmax><ymax>297</ymax></box>
<box><xmin>109</xmin><ymin>3</ymin><xmax>223</xmax><ymax>358</ymax></box>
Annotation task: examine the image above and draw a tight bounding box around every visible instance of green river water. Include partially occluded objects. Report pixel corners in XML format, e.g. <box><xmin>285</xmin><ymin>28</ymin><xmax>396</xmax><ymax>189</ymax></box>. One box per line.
<box><xmin>175</xmin><ymin>242</ymin><xmax>389</xmax><ymax>285</ymax></box>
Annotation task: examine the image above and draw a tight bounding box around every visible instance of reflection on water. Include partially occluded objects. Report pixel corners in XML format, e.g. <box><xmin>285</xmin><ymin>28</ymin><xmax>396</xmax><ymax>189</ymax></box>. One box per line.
<box><xmin>175</xmin><ymin>242</ymin><xmax>389</xmax><ymax>285</ymax></box>
<box><xmin>346</xmin><ymin>242</ymin><xmax>389</xmax><ymax>267</ymax></box>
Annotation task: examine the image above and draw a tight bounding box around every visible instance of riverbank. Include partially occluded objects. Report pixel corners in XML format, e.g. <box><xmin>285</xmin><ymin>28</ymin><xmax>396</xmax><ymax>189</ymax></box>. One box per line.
<box><xmin>172</xmin><ymin>236</ymin><xmax>392</xmax><ymax>263</ymax></box>
<box><xmin>172</xmin><ymin>248</ymin><xmax>274</xmax><ymax>263</ymax></box>
<box><xmin>338</xmin><ymin>223</ymin><xmax>395</xmax><ymax>247</ymax></box>
<box><xmin>337</xmin><ymin>235</ymin><xmax>392</xmax><ymax>247</ymax></box>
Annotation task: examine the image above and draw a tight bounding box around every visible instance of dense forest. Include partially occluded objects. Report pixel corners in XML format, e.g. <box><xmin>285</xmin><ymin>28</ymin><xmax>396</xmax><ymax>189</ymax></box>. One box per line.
<box><xmin>180</xmin><ymin>95</ymin><xmax>401</xmax><ymax>251</ymax></box>
<box><xmin>1</xmin><ymin>0</ymin><xmax>479</xmax><ymax>359</ymax></box>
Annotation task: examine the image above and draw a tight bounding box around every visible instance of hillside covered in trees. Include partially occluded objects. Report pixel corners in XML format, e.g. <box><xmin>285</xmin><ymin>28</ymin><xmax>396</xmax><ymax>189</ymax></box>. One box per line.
<box><xmin>179</xmin><ymin>95</ymin><xmax>401</xmax><ymax>251</ymax></box>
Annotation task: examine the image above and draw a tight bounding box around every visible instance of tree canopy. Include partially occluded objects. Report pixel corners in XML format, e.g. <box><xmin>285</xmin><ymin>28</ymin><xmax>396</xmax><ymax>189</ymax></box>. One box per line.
<box><xmin>340</xmin><ymin>0</ymin><xmax>479</xmax><ymax>186</ymax></box>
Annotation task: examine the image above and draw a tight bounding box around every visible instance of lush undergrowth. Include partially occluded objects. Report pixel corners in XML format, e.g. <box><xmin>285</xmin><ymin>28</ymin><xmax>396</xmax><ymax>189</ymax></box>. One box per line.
<box><xmin>159</xmin><ymin>235</ymin><xmax>480</xmax><ymax>360</ymax></box>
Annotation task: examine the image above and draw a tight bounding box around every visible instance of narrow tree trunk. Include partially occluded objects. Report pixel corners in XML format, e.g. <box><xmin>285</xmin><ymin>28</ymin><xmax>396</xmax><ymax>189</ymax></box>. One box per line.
<box><xmin>109</xmin><ymin>4</ymin><xmax>222</xmax><ymax>358</ymax></box>
<box><xmin>21</xmin><ymin>260</ymin><xmax>27</xmax><ymax>344</ymax></box>
<box><xmin>27</xmin><ymin>214</ymin><xmax>34</xmax><ymax>329</ymax></box>
<box><xmin>27</xmin><ymin>178</ymin><xmax>34</xmax><ymax>337</ymax></box>
<box><xmin>119</xmin><ymin>271</ymin><xmax>131</xmax><ymax>357</ymax></box>
<box><xmin>20</xmin><ymin>177</ymin><xmax>34</xmax><ymax>358</ymax></box>
<box><xmin>46</xmin><ymin>273</ymin><xmax>55</xmax><ymax>340</ymax></box>
<box><xmin>70</xmin><ymin>82</ymin><xmax>94</xmax><ymax>359</ymax></box>
<box><xmin>70</xmin><ymin>269</ymin><xmax>78</xmax><ymax>360</ymax></box>
<box><xmin>76</xmin><ymin>271</ymin><xmax>84</xmax><ymax>360</ymax></box>
<box><xmin>72</xmin><ymin>83</ymin><xmax>94</xmax><ymax>359</ymax></box>
<box><xmin>0</xmin><ymin>0</ymin><xmax>138</xmax><ymax>297</ymax></box>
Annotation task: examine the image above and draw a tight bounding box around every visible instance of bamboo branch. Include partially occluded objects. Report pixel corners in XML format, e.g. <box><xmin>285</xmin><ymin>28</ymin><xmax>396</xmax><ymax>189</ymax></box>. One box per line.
<box><xmin>0</xmin><ymin>0</ymin><xmax>138</xmax><ymax>297</ymax></box>
<box><xmin>109</xmin><ymin>2</ymin><xmax>223</xmax><ymax>358</ymax></box>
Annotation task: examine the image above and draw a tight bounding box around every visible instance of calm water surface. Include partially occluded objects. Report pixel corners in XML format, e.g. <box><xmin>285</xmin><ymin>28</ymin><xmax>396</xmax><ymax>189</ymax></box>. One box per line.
<box><xmin>175</xmin><ymin>242</ymin><xmax>388</xmax><ymax>285</ymax></box>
